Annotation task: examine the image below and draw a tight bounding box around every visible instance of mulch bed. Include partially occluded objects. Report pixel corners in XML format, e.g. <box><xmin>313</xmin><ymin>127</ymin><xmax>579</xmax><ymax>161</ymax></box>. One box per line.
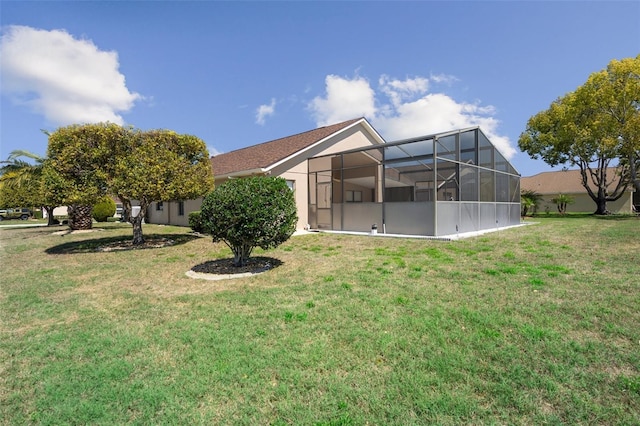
<box><xmin>191</xmin><ymin>256</ymin><xmax>282</xmax><ymax>275</ymax></box>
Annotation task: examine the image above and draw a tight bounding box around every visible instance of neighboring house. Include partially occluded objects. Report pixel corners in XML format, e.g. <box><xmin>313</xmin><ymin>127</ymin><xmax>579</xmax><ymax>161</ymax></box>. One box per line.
<box><xmin>43</xmin><ymin>206</ymin><xmax>69</xmax><ymax>218</ymax></box>
<box><xmin>521</xmin><ymin>168</ymin><xmax>637</xmax><ymax>214</ymax></box>
<box><xmin>148</xmin><ymin>118</ymin><xmax>522</xmax><ymax>237</ymax></box>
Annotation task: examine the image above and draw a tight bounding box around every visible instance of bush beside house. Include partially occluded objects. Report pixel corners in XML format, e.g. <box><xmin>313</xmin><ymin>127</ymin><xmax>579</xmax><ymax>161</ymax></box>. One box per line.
<box><xmin>201</xmin><ymin>176</ymin><xmax>297</xmax><ymax>267</ymax></box>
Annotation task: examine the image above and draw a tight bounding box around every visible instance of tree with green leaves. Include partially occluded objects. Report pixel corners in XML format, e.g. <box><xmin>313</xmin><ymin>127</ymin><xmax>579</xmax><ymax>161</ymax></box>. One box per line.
<box><xmin>0</xmin><ymin>150</ymin><xmax>61</xmax><ymax>225</ymax></box>
<box><xmin>110</xmin><ymin>129</ymin><xmax>214</xmax><ymax>244</ymax></box>
<box><xmin>520</xmin><ymin>189</ymin><xmax>542</xmax><ymax>217</ymax></box>
<box><xmin>44</xmin><ymin>123</ymin><xmax>213</xmax><ymax>241</ymax></box>
<box><xmin>45</xmin><ymin>123</ymin><xmax>128</xmax><ymax>229</ymax></box>
<box><xmin>519</xmin><ymin>55</ymin><xmax>640</xmax><ymax>215</ymax></box>
<box><xmin>201</xmin><ymin>176</ymin><xmax>297</xmax><ymax>267</ymax></box>
<box><xmin>551</xmin><ymin>194</ymin><xmax>574</xmax><ymax>215</ymax></box>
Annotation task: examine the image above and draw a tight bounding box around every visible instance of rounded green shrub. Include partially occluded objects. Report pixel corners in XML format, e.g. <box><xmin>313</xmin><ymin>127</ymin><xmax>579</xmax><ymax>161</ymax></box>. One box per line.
<box><xmin>188</xmin><ymin>210</ymin><xmax>206</xmax><ymax>233</ymax></box>
<box><xmin>201</xmin><ymin>176</ymin><xmax>297</xmax><ymax>267</ymax></box>
<box><xmin>92</xmin><ymin>196</ymin><xmax>116</xmax><ymax>222</ymax></box>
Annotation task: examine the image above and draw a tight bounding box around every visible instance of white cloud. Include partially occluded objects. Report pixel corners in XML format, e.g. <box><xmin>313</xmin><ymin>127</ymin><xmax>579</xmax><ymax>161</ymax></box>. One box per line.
<box><xmin>0</xmin><ymin>25</ymin><xmax>140</xmax><ymax>125</ymax></box>
<box><xmin>207</xmin><ymin>145</ymin><xmax>222</xmax><ymax>157</ymax></box>
<box><xmin>308</xmin><ymin>74</ymin><xmax>516</xmax><ymax>159</ymax></box>
<box><xmin>255</xmin><ymin>98</ymin><xmax>276</xmax><ymax>125</ymax></box>
<box><xmin>308</xmin><ymin>75</ymin><xmax>376</xmax><ymax>126</ymax></box>
<box><xmin>429</xmin><ymin>73</ymin><xmax>459</xmax><ymax>85</ymax></box>
<box><xmin>379</xmin><ymin>75</ymin><xmax>429</xmax><ymax>107</ymax></box>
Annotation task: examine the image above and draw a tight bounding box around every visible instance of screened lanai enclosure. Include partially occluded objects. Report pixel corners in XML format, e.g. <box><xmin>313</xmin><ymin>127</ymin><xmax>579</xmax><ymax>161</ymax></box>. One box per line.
<box><xmin>308</xmin><ymin>127</ymin><xmax>521</xmax><ymax>237</ymax></box>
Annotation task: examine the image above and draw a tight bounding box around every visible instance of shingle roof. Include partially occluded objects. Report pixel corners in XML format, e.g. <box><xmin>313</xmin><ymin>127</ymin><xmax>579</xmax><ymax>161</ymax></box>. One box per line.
<box><xmin>211</xmin><ymin>118</ymin><xmax>364</xmax><ymax>177</ymax></box>
<box><xmin>521</xmin><ymin>168</ymin><xmax>629</xmax><ymax>194</ymax></box>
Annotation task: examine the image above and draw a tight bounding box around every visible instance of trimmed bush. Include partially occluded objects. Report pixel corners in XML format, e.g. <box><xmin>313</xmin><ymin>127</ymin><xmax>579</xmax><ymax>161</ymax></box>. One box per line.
<box><xmin>201</xmin><ymin>176</ymin><xmax>297</xmax><ymax>267</ymax></box>
<box><xmin>92</xmin><ymin>197</ymin><xmax>116</xmax><ymax>222</ymax></box>
<box><xmin>188</xmin><ymin>210</ymin><xmax>206</xmax><ymax>233</ymax></box>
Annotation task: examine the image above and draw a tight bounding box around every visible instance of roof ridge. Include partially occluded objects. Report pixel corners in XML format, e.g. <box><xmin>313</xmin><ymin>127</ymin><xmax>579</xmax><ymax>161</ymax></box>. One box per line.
<box><xmin>210</xmin><ymin>117</ymin><xmax>368</xmax><ymax>177</ymax></box>
<box><xmin>211</xmin><ymin>117</ymin><xmax>362</xmax><ymax>158</ymax></box>
<box><xmin>524</xmin><ymin>166</ymin><xmax>622</xmax><ymax>179</ymax></box>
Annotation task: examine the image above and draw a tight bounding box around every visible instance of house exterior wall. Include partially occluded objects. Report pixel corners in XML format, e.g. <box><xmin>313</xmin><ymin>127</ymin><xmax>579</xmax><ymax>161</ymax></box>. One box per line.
<box><xmin>146</xmin><ymin>199</ymin><xmax>203</xmax><ymax>227</ymax></box>
<box><xmin>269</xmin><ymin>124</ymin><xmax>382</xmax><ymax>230</ymax></box>
<box><xmin>50</xmin><ymin>206</ymin><xmax>68</xmax><ymax>217</ymax></box>
<box><xmin>536</xmin><ymin>192</ymin><xmax>634</xmax><ymax>214</ymax></box>
<box><xmin>521</xmin><ymin>168</ymin><xmax>636</xmax><ymax>214</ymax></box>
<box><xmin>147</xmin><ymin>122</ymin><xmax>381</xmax><ymax>230</ymax></box>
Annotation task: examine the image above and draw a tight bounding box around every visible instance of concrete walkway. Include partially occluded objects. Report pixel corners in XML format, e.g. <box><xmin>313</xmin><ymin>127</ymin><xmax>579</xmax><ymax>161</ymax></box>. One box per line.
<box><xmin>0</xmin><ymin>222</ymin><xmax>49</xmax><ymax>229</ymax></box>
<box><xmin>306</xmin><ymin>222</ymin><xmax>534</xmax><ymax>241</ymax></box>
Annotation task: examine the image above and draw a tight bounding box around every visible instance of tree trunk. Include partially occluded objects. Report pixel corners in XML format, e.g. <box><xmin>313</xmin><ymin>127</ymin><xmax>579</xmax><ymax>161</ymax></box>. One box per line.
<box><xmin>557</xmin><ymin>202</ymin><xmax>566</xmax><ymax>215</ymax></box>
<box><xmin>232</xmin><ymin>244</ymin><xmax>253</xmax><ymax>267</ymax></box>
<box><xmin>130</xmin><ymin>200</ymin><xmax>149</xmax><ymax>245</ymax></box>
<box><xmin>117</xmin><ymin>196</ymin><xmax>132</xmax><ymax>223</ymax></box>
<box><xmin>630</xmin><ymin>154</ymin><xmax>640</xmax><ymax>194</ymax></box>
<box><xmin>594</xmin><ymin>197</ymin><xmax>608</xmax><ymax>215</ymax></box>
<box><xmin>68</xmin><ymin>204</ymin><xmax>93</xmax><ymax>230</ymax></box>
<box><xmin>132</xmin><ymin>215</ymin><xmax>144</xmax><ymax>245</ymax></box>
<box><xmin>44</xmin><ymin>206</ymin><xmax>56</xmax><ymax>226</ymax></box>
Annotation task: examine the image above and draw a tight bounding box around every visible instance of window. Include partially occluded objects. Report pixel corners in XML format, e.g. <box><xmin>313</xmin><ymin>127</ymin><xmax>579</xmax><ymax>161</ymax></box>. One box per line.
<box><xmin>156</xmin><ymin>202</ymin><xmax>163</xmax><ymax>211</ymax></box>
<box><xmin>286</xmin><ymin>180</ymin><xmax>295</xmax><ymax>191</ymax></box>
<box><xmin>345</xmin><ymin>190</ymin><xmax>362</xmax><ymax>202</ymax></box>
<box><xmin>178</xmin><ymin>201</ymin><xmax>185</xmax><ymax>216</ymax></box>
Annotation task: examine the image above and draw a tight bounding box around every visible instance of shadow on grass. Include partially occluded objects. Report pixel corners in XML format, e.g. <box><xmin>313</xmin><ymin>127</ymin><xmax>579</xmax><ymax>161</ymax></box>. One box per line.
<box><xmin>530</xmin><ymin>213</ymin><xmax>594</xmax><ymax>219</ymax></box>
<box><xmin>45</xmin><ymin>233</ymin><xmax>200</xmax><ymax>255</ymax></box>
<box><xmin>594</xmin><ymin>214</ymin><xmax>639</xmax><ymax>221</ymax></box>
<box><xmin>191</xmin><ymin>256</ymin><xmax>283</xmax><ymax>275</ymax></box>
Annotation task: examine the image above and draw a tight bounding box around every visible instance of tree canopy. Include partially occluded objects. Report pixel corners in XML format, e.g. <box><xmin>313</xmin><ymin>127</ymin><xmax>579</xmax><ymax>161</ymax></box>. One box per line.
<box><xmin>44</xmin><ymin>123</ymin><xmax>128</xmax><ymax>228</ymax></box>
<box><xmin>519</xmin><ymin>55</ymin><xmax>640</xmax><ymax>214</ymax></box>
<box><xmin>0</xmin><ymin>150</ymin><xmax>61</xmax><ymax>225</ymax></box>
<box><xmin>45</xmin><ymin>123</ymin><xmax>126</xmax><ymax>207</ymax></box>
<box><xmin>43</xmin><ymin>123</ymin><xmax>213</xmax><ymax>241</ymax></box>
<box><xmin>110</xmin><ymin>129</ymin><xmax>214</xmax><ymax>244</ymax></box>
<box><xmin>201</xmin><ymin>176</ymin><xmax>297</xmax><ymax>267</ymax></box>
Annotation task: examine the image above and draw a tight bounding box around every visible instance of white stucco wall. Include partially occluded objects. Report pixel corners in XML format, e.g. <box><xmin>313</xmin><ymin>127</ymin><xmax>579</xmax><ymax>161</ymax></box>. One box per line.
<box><xmin>536</xmin><ymin>192</ymin><xmax>634</xmax><ymax>214</ymax></box>
<box><xmin>147</xmin><ymin>199</ymin><xmax>204</xmax><ymax>227</ymax></box>
<box><xmin>270</xmin><ymin>123</ymin><xmax>382</xmax><ymax>230</ymax></box>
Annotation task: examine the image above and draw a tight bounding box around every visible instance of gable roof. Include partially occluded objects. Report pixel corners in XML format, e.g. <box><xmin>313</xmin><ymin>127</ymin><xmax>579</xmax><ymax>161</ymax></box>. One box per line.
<box><xmin>521</xmin><ymin>168</ymin><xmax>631</xmax><ymax>195</ymax></box>
<box><xmin>211</xmin><ymin>118</ymin><xmax>380</xmax><ymax>177</ymax></box>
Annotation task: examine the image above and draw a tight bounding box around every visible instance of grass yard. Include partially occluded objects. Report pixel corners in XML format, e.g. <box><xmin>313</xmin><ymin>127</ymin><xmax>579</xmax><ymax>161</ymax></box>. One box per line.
<box><xmin>1</xmin><ymin>217</ymin><xmax>639</xmax><ymax>425</ymax></box>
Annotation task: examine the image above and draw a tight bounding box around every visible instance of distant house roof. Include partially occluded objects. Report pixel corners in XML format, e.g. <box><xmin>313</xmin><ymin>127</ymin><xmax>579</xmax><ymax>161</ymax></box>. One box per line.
<box><xmin>211</xmin><ymin>118</ymin><xmax>378</xmax><ymax>177</ymax></box>
<box><xmin>521</xmin><ymin>168</ymin><xmax>631</xmax><ymax>194</ymax></box>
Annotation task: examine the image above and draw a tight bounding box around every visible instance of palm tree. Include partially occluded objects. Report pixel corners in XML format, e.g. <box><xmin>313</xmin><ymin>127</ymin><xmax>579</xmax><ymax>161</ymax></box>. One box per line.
<box><xmin>551</xmin><ymin>193</ymin><xmax>574</xmax><ymax>215</ymax></box>
<box><xmin>0</xmin><ymin>150</ymin><xmax>58</xmax><ymax>226</ymax></box>
<box><xmin>520</xmin><ymin>189</ymin><xmax>542</xmax><ymax>217</ymax></box>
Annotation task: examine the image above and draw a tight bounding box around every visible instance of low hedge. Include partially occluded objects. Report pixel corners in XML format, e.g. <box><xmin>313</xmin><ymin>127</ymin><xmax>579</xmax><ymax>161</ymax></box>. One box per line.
<box><xmin>188</xmin><ymin>211</ymin><xmax>207</xmax><ymax>234</ymax></box>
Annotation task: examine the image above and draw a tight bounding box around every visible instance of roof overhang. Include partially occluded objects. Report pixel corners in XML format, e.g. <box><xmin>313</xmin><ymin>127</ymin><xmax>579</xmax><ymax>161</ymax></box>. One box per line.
<box><xmin>264</xmin><ymin>118</ymin><xmax>386</xmax><ymax>173</ymax></box>
<box><xmin>215</xmin><ymin>168</ymin><xmax>268</xmax><ymax>180</ymax></box>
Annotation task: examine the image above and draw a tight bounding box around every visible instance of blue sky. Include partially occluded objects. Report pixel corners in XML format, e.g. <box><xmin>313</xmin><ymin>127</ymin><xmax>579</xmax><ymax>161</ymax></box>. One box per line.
<box><xmin>1</xmin><ymin>1</ymin><xmax>638</xmax><ymax>177</ymax></box>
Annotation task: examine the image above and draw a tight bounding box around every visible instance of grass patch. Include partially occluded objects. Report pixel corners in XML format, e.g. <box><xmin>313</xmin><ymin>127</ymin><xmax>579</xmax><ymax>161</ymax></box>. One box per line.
<box><xmin>1</xmin><ymin>217</ymin><xmax>639</xmax><ymax>424</ymax></box>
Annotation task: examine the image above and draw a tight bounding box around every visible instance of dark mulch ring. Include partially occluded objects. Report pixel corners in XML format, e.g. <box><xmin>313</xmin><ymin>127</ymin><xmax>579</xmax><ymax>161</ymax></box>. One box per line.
<box><xmin>191</xmin><ymin>256</ymin><xmax>283</xmax><ymax>275</ymax></box>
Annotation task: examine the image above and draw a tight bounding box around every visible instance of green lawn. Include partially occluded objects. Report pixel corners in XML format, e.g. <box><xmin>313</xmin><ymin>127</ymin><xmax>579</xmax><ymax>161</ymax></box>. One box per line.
<box><xmin>1</xmin><ymin>217</ymin><xmax>639</xmax><ymax>425</ymax></box>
